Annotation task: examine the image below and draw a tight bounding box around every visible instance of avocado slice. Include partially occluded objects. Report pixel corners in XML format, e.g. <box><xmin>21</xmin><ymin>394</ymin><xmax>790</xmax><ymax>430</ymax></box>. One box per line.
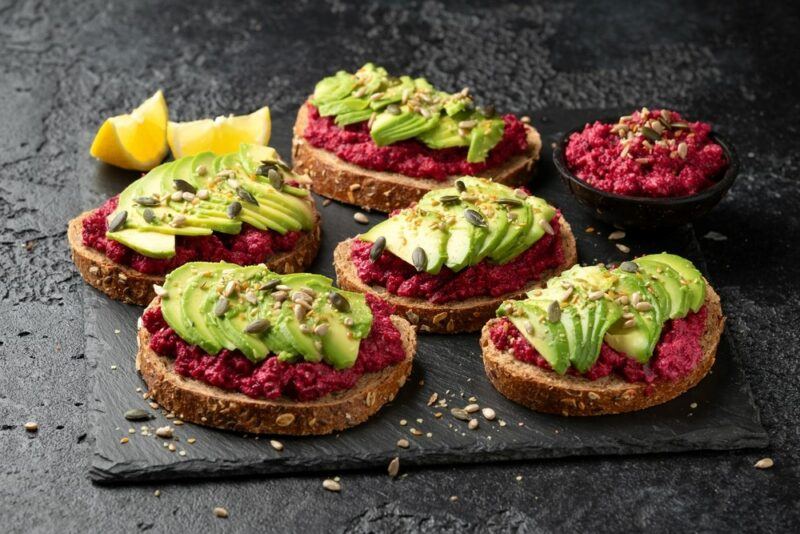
<box><xmin>311</xmin><ymin>70</ymin><xmax>358</xmax><ymax>106</ymax></box>
<box><xmin>106</xmin><ymin>229</ymin><xmax>175</xmax><ymax>259</ymax></box>
<box><xmin>636</xmin><ymin>254</ymin><xmax>705</xmax><ymax>312</ymax></box>
<box><xmin>508</xmin><ymin>302</ymin><xmax>570</xmax><ymax>374</ymax></box>
<box><xmin>417</xmin><ymin>116</ymin><xmax>471</xmax><ymax>149</ymax></box>
<box><xmin>173</xmin><ymin>262</ymin><xmax>231</xmax><ymax>354</ymax></box>
<box><xmin>335</xmin><ymin>108</ymin><xmax>374</xmax><ymax>127</ymax></box>
<box><xmin>635</xmin><ymin>261</ymin><xmax>690</xmax><ymax>318</ymax></box>
<box><xmin>490</xmin><ymin>202</ymin><xmax>532</xmax><ymax>263</ymax></box>
<box><xmin>318</xmin><ymin>97</ymin><xmax>370</xmax><ymax>117</ymax></box>
<box><xmin>467</xmin><ymin>119</ymin><xmax>504</xmax><ymax>163</ymax></box>
<box><xmin>370</xmin><ymin>110</ymin><xmax>439</xmax><ymax>146</ymax></box>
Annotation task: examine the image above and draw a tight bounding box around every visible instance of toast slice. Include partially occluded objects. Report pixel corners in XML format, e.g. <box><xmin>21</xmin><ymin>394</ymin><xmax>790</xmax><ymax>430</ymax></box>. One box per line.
<box><xmin>333</xmin><ymin>218</ymin><xmax>577</xmax><ymax>334</ymax></box>
<box><xmin>292</xmin><ymin>102</ymin><xmax>542</xmax><ymax>212</ymax></box>
<box><xmin>136</xmin><ymin>302</ymin><xmax>416</xmax><ymax>436</ymax></box>
<box><xmin>480</xmin><ymin>285</ymin><xmax>725</xmax><ymax>416</ymax></box>
<box><xmin>68</xmin><ymin>210</ymin><xmax>321</xmax><ymax>306</ymax></box>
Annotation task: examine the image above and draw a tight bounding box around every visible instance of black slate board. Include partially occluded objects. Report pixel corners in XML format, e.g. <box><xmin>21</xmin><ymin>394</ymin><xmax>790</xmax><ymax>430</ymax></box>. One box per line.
<box><xmin>85</xmin><ymin>108</ymin><xmax>767</xmax><ymax>484</ymax></box>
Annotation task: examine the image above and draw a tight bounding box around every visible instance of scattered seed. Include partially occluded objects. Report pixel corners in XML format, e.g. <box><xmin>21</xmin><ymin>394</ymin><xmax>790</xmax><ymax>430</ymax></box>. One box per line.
<box><xmin>328</xmin><ymin>292</ymin><xmax>351</xmax><ymax>312</ymax></box>
<box><xmin>270</xmin><ymin>440</ymin><xmax>284</xmax><ymax>451</ymax></box>
<box><xmin>322</xmin><ymin>479</ymin><xmax>341</xmax><ymax>492</ymax></box>
<box><xmin>451</xmin><ymin>408</ymin><xmax>470</xmax><ymax>421</ymax></box>
<box><xmin>120</xmin><ymin>437</ymin><xmax>129</xmax><ymax>444</ymax></box>
<box><xmin>187</xmin><ymin>438</ymin><xmax>196</xmax><ymax>444</ymax></box>
<box><xmin>155</xmin><ymin>426</ymin><xmax>173</xmax><ymax>439</ymax></box>
<box><xmin>196</xmin><ymin>188</ymin><xmax>210</xmax><ymax>200</ymax></box>
<box><xmin>170</xmin><ymin>214</ymin><xmax>186</xmax><ymax>228</ymax></box>
<box><xmin>677</xmin><ymin>142</ymin><xmax>688</xmax><ymax>159</ymax></box>
<box><xmin>170</xmin><ymin>191</ymin><xmax>184</xmax><ymax>202</ymax></box>
<box><xmin>24</xmin><ymin>422</ymin><xmax>38</xmax><ymax>432</ymax></box>
<box><xmin>353</xmin><ymin>212</ymin><xmax>369</xmax><ymax>224</ymax></box>
<box><xmin>386</xmin><ymin>104</ymin><xmax>401</xmax><ymax>115</ymax></box>
<box><xmin>497</xmin><ymin>197</ymin><xmax>523</xmax><ymax>207</ymax></box>
<box><xmin>412</xmin><ymin>247</ymin><xmax>427</xmax><ymax>272</ymax></box>
<box><xmin>482</xmin><ymin>408</ymin><xmax>496</xmax><ymax>421</ymax></box>
<box><xmin>173</xmin><ymin>179</ymin><xmax>197</xmax><ymax>194</ymax></box>
<box><xmin>468</xmin><ymin>419</ymin><xmax>479</xmax><ymax>430</ymax></box>
<box><xmin>142</xmin><ymin>208</ymin><xmax>156</xmax><ymax>223</ymax></box>
<box><xmin>439</xmin><ymin>194</ymin><xmax>461</xmax><ymax>206</ymax></box>
<box><xmin>397</xmin><ymin>438</ymin><xmax>410</xmax><ymax>449</ymax></box>
<box><xmin>223</xmin><ymin>280</ymin><xmax>237</xmax><ymax>297</ymax></box>
<box><xmin>410</xmin><ymin>428</ymin><xmax>423</xmax><ymax>436</ymax></box>
<box><xmin>608</xmin><ymin>230</ymin><xmax>626</xmax><ymax>240</ymax></box>
<box><xmin>244</xmin><ymin>318</ymin><xmax>271</xmax><ymax>334</ymax></box>
<box><xmin>369</xmin><ymin>236</ymin><xmax>386</xmax><ymax>261</ymax></box>
<box><xmin>427</xmin><ymin>392</ymin><xmax>438</xmax><ymax>406</ymax></box>
<box><xmin>458</xmin><ymin>119</ymin><xmax>477</xmax><ymax>129</ymax></box>
<box><xmin>588</xmin><ymin>290</ymin><xmax>605</xmax><ymax>301</ymax></box>
<box><xmin>134</xmin><ymin>196</ymin><xmax>160</xmax><ymax>206</ymax></box>
<box><xmin>213</xmin><ymin>507</ymin><xmax>229</xmax><ymax>518</ymax></box>
<box><xmin>261</xmin><ymin>279</ymin><xmax>281</xmax><ymax>291</ymax></box>
<box><xmin>124</xmin><ymin>409</ymin><xmax>150</xmax><ymax>421</ymax></box>
<box><xmin>754</xmin><ymin>458</ymin><xmax>774</xmax><ymax>469</ymax></box>
<box><xmin>227</xmin><ymin>201</ymin><xmax>242</xmax><ymax>219</ymax></box>
<box><xmin>464</xmin><ymin>404</ymin><xmax>480</xmax><ymax>414</ymax></box>
<box><xmin>388</xmin><ymin>457</ymin><xmax>400</xmax><ymax>478</ymax></box>
<box><xmin>539</xmin><ymin>218</ymin><xmax>554</xmax><ymax>235</ymax></box>
<box><xmin>547</xmin><ymin>300</ymin><xmax>561</xmax><ymax>323</ymax></box>
<box><xmin>237</xmin><ymin>187</ymin><xmax>258</xmax><ymax>205</ymax></box>
<box><xmin>314</xmin><ymin>323</ymin><xmax>330</xmax><ymax>336</ymax></box>
<box><xmin>214</xmin><ymin>297</ymin><xmax>229</xmax><ymax>317</ymax></box>
<box><xmin>227</xmin><ymin>178</ymin><xmax>240</xmax><ymax>189</ymax></box>
<box><xmin>619</xmin><ymin>261</ymin><xmax>639</xmax><ymax>273</ymax></box>
<box><xmin>616</xmin><ymin>243</ymin><xmax>630</xmax><ymax>254</ymax></box>
<box><xmin>455</xmin><ymin>180</ymin><xmax>466</xmax><ymax>193</ymax></box>
<box><xmin>181</xmin><ymin>191</ymin><xmax>195</xmax><ymax>201</ymax></box>
<box><xmin>107</xmin><ymin>211</ymin><xmax>127</xmax><ymax>232</ymax></box>
<box><xmin>624</xmin><ymin>319</ymin><xmax>637</xmax><ymax>328</ymax></box>
<box><xmin>635</xmin><ymin>301</ymin><xmax>653</xmax><ymax>312</ymax></box>
<box><xmin>464</xmin><ymin>208</ymin><xmax>487</xmax><ymax>228</ymax></box>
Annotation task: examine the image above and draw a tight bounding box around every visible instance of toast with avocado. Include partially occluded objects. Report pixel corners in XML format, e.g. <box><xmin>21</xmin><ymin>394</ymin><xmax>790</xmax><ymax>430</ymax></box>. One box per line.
<box><xmin>292</xmin><ymin>63</ymin><xmax>541</xmax><ymax>212</ymax></box>
<box><xmin>68</xmin><ymin>144</ymin><xmax>321</xmax><ymax>306</ymax></box>
<box><xmin>136</xmin><ymin>263</ymin><xmax>416</xmax><ymax>435</ymax></box>
<box><xmin>333</xmin><ymin>177</ymin><xmax>577</xmax><ymax>333</ymax></box>
<box><xmin>480</xmin><ymin>255</ymin><xmax>725</xmax><ymax>415</ymax></box>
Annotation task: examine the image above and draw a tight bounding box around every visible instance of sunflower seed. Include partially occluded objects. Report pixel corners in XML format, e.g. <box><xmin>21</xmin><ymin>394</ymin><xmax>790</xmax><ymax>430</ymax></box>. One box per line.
<box><xmin>269</xmin><ymin>440</ymin><xmax>284</xmax><ymax>451</ymax></box>
<box><xmin>608</xmin><ymin>230</ymin><xmax>626</xmax><ymax>240</ymax></box>
<box><xmin>222</xmin><ymin>280</ymin><xmax>237</xmax><ymax>297</ymax></box>
<box><xmin>388</xmin><ymin>457</ymin><xmax>400</xmax><ymax>478</ymax></box>
<box><xmin>107</xmin><ymin>211</ymin><xmax>127</xmax><ymax>232</ymax></box>
<box><xmin>397</xmin><ymin>438</ymin><xmax>410</xmax><ymax>449</ymax></box>
<box><xmin>386</xmin><ymin>104</ymin><xmax>401</xmax><ymax>115</ymax></box>
<box><xmin>458</xmin><ymin>119</ymin><xmax>477</xmax><ymax>129</ymax></box>
<box><xmin>322</xmin><ymin>479</ymin><xmax>341</xmax><ymax>492</ymax></box>
<box><xmin>170</xmin><ymin>214</ymin><xmax>186</xmax><ymax>228</ymax></box>
<box><xmin>170</xmin><ymin>191</ymin><xmax>184</xmax><ymax>202</ymax></box>
<box><xmin>134</xmin><ymin>196</ymin><xmax>160</xmax><ymax>206</ymax></box>
<box><xmin>419</xmin><ymin>107</ymin><xmax>432</xmax><ymax>118</ymax></box>
<box><xmin>196</xmin><ymin>188</ymin><xmax>210</xmax><ymax>200</ymax></box>
<box><xmin>328</xmin><ymin>292</ymin><xmax>351</xmax><ymax>312</ymax></box>
<box><xmin>619</xmin><ymin>261</ymin><xmax>639</xmax><ymax>273</ymax></box>
<box><xmin>539</xmin><ymin>218</ymin><xmax>555</xmax><ymax>235</ymax></box>
<box><xmin>142</xmin><ymin>208</ymin><xmax>156</xmax><ymax>223</ymax></box>
<box><xmin>468</xmin><ymin>418</ymin><xmax>479</xmax><ymax>430</ymax></box>
<box><xmin>547</xmin><ymin>300</ymin><xmax>561</xmax><ymax>323</ymax></box>
<box><xmin>412</xmin><ymin>247</ymin><xmax>427</xmax><ymax>272</ymax></box>
<box><xmin>353</xmin><ymin>212</ymin><xmax>369</xmax><ymax>224</ymax></box>
<box><xmin>451</xmin><ymin>408</ymin><xmax>470</xmax><ymax>421</ymax></box>
<box><xmin>677</xmin><ymin>142</ymin><xmax>688</xmax><ymax>159</ymax></box>
<box><xmin>244</xmin><ymin>318</ymin><xmax>271</xmax><ymax>334</ymax></box>
<box><xmin>497</xmin><ymin>198</ymin><xmax>523</xmax><ymax>207</ymax></box>
<box><xmin>635</xmin><ymin>301</ymin><xmax>653</xmax><ymax>312</ymax></box>
<box><xmin>152</xmin><ymin>284</ymin><xmax>167</xmax><ymax>297</ymax></box>
<box><xmin>464</xmin><ymin>208</ymin><xmax>487</xmax><ymax>227</ymax></box>
<box><xmin>616</xmin><ymin>243</ymin><xmax>631</xmax><ymax>254</ymax></box>
<box><xmin>624</xmin><ymin>319</ymin><xmax>636</xmax><ymax>328</ymax></box>
<box><xmin>214</xmin><ymin>297</ymin><xmax>228</xmax><ymax>317</ymax></box>
<box><xmin>213</xmin><ymin>507</ymin><xmax>228</xmax><ymax>518</ymax></box>
<box><xmin>455</xmin><ymin>179</ymin><xmax>466</xmax><ymax>193</ymax></box>
<box><xmin>244</xmin><ymin>291</ymin><xmax>258</xmax><ymax>305</ymax></box>
<box><xmin>314</xmin><ymin>323</ymin><xmax>330</xmax><ymax>336</ymax></box>
<box><xmin>588</xmin><ymin>290</ymin><xmax>605</xmax><ymax>301</ymax></box>
<box><xmin>671</xmin><ymin>122</ymin><xmax>689</xmax><ymax>129</ymax></box>
<box><xmin>369</xmin><ymin>236</ymin><xmax>386</xmax><ymax>261</ymax></box>
<box><xmin>173</xmin><ymin>179</ymin><xmax>196</xmax><ymax>194</ymax></box>
<box><xmin>481</xmin><ymin>407</ymin><xmax>496</xmax><ymax>421</ymax></box>
<box><xmin>631</xmin><ymin>291</ymin><xmax>642</xmax><ymax>306</ymax></box>
<box><xmin>237</xmin><ymin>187</ymin><xmax>258</xmax><ymax>205</ymax></box>
<box><xmin>464</xmin><ymin>403</ymin><xmax>480</xmax><ymax>413</ymax></box>
<box><xmin>754</xmin><ymin>458</ymin><xmax>774</xmax><ymax>469</ymax></box>
<box><xmin>124</xmin><ymin>409</ymin><xmax>150</xmax><ymax>421</ymax></box>
<box><xmin>227</xmin><ymin>201</ymin><xmax>242</xmax><ymax>218</ymax></box>
<box><xmin>641</xmin><ymin>126</ymin><xmax>661</xmax><ymax>142</ymax></box>
<box><xmin>155</xmin><ymin>426</ymin><xmax>173</xmax><ymax>438</ymax></box>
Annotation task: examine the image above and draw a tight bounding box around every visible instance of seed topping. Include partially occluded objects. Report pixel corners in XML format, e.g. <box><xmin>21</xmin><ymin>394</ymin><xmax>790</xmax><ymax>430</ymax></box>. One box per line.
<box><xmin>369</xmin><ymin>236</ymin><xmax>386</xmax><ymax>261</ymax></box>
<box><xmin>107</xmin><ymin>210</ymin><xmax>127</xmax><ymax>232</ymax></box>
<box><xmin>411</xmin><ymin>247</ymin><xmax>427</xmax><ymax>272</ymax></box>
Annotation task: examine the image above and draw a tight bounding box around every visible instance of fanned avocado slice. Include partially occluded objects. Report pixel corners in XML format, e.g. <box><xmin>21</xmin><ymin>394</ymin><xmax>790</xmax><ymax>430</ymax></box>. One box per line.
<box><xmin>506</xmin><ymin>301</ymin><xmax>570</xmax><ymax>374</ymax></box>
<box><xmin>311</xmin><ymin>70</ymin><xmax>357</xmax><ymax>105</ymax></box>
<box><xmin>335</xmin><ymin>108</ymin><xmax>374</xmax><ymax>127</ymax></box>
<box><xmin>370</xmin><ymin>111</ymin><xmax>439</xmax><ymax>146</ymax></box>
<box><xmin>490</xmin><ymin>202</ymin><xmax>532</xmax><ymax>262</ymax></box>
<box><xmin>636</xmin><ymin>254</ymin><xmax>705</xmax><ymax>312</ymax></box>
<box><xmin>417</xmin><ymin>116</ymin><xmax>471</xmax><ymax>149</ymax></box>
<box><xmin>361</xmin><ymin>210</ymin><xmax>447</xmax><ymax>275</ymax></box>
<box><xmin>635</xmin><ymin>261</ymin><xmax>690</xmax><ymax>318</ymax></box>
<box><xmin>107</xmin><ymin>229</ymin><xmax>174</xmax><ymax>258</ymax></box>
<box><xmin>318</xmin><ymin>97</ymin><xmax>370</xmax><ymax>117</ymax></box>
<box><xmin>605</xmin><ymin>273</ymin><xmax>662</xmax><ymax>363</ymax></box>
<box><xmin>467</xmin><ymin>119</ymin><xmax>505</xmax><ymax>163</ymax></box>
<box><xmin>499</xmin><ymin>198</ymin><xmax>554</xmax><ymax>263</ymax></box>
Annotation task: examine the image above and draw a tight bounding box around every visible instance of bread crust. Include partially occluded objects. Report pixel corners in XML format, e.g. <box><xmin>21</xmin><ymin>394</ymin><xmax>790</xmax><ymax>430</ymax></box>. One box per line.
<box><xmin>67</xmin><ymin>209</ymin><xmax>321</xmax><ymax>306</ymax></box>
<box><xmin>480</xmin><ymin>284</ymin><xmax>725</xmax><ymax>416</ymax></box>
<box><xmin>332</xmin><ymin>219</ymin><xmax>577</xmax><ymax>334</ymax></box>
<box><xmin>135</xmin><ymin>301</ymin><xmax>416</xmax><ymax>435</ymax></box>
<box><xmin>291</xmin><ymin>101</ymin><xmax>542</xmax><ymax>212</ymax></box>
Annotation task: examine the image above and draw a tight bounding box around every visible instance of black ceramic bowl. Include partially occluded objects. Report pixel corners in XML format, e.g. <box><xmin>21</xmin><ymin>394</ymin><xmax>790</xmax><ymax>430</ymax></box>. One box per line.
<box><xmin>553</xmin><ymin>119</ymin><xmax>739</xmax><ymax>230</ymax></box>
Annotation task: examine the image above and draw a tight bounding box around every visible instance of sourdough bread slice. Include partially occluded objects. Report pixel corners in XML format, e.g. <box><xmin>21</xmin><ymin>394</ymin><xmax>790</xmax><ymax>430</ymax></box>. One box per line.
<box><xmin>332</xmin><ymin>218</ymin><xmax>577</xmax><ymax>334</ymax></box>
<box><xmin>136</xmin><ymin>302</ymin><xmax>416</xmax><ymax>436</ymax></box>
<box><xmin>68</xmin><ymin>210</ymin><xmax>321</xmax><ymax>306</ymax></box>
<box><xmin>480</xmin><ymin>285</ymin><xmax>724</xmax><ymax>416</ymax></box>
<box><xmin>292</xmin><ymin>101</ymin><xmax>542</xmax><ymax>212</ymax></box>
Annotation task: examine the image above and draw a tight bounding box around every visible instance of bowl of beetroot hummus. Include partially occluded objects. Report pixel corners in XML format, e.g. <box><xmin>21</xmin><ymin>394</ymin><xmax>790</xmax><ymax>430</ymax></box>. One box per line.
<box><xmin>554</xmin><ymin>108</ymin><xmax>739</xmax><ymax>229</ymax></box>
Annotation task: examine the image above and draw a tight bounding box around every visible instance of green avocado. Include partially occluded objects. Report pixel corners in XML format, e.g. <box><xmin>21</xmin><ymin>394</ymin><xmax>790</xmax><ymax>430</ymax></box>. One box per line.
<box><xmin>370</xmin><ymin>110</ymin><xmax>440</xmax><ymax>146</ymax></box>
<box><xmin>497</xmin><ymin>255</ymin><xmax>705</xmax><ymax>375</ymax></box>
<box><xmin>636</xmin><ymin>254</ymin><xmax>705</xmax><ymax>312</ymax></box>
<box><xmin>417</xmin><ymin>116</ymin><xmax>471</xmax><ymax>150</ymax></box>
<box><xmin>108</xmin><ymin>144</ymin><xmax>315</xmax><ymax>258</ymax></box>
<box><xmin>467</xmin><ymin>119</ymin><xmax>505</xmax><ymax>163</ymax></box>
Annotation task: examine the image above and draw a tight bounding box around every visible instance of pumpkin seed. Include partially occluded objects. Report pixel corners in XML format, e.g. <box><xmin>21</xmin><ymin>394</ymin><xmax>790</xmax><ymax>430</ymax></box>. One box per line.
<box><xmin>641</xmin><ymin>126</ymin><xmax>661</xmax><ymax>142</ymax></box>
<box><xmin>619</xmin><ymin>261</ymin><xmax>639</xmax><ymax>273</ymax></box>
<box><xmin>547</xmin><ymin>300</ymin><xmax>561</xmax><ymax>323</ymax></box>
<box><xmin>134</xmin><ymin>196</ymin><xmax>159</xmax><ymax>206</ymax></box>
<box><xmin>214</xmin><ymin>297</ymin><xmax>229</xmax><ymax>317</ymax></box>
<box><xmin>411</xmin><ymin>247</ymin><xmax>427</xmax><ymax>272</ymax></box>
<box><xmin>439</xmin><ymin>195</ymin><xmax>461</xmax><ymax>206</ymax></box>
<box><xmin>237</xmin><ymin>187</ymin><xmax>259</xmax><ymax>205</ymax></box>
<box><xmin>227</xmin><ymin>201</ymin><xmax>242</xmax><ymax>218</ymax></box>
<box><xmin>369</xmin><ymin>236</ymin><xmax>386</xmax><ymax>261</ymax></box>
<box><xmin>455</xmin><ymin>179</ymin><xmax>466</xmax><ymax>193</ymax></box>
<box><xmin>107</xmin><ymin>210</ymin><xmax>127</xmax><ymax>232</ymax></box>
<box><xmin>261</xmin><ymin>279</ymin><xmax>281</xmax><ymax>291</ymax></box>
<box><xmin>268</xmin><ymin>168</ymin><xmax>284</xmax><ymax>190</ymax></box>
<box><xmin>497</xmin><ymin>197</ymin><xmax>523</xmax><ymax>207</ymax></box>
<box><xmin>244</xmin><ymin>318</ymin><xmax>271</xmax><ymax>334</ymax></box>
<box><xmin>328</xmin><ymin>292</ymin><xmax>351</xmax><ymax>313</ymax></box>
<box><xmin>464</xmin><ymin>208</ymin><xmax>487</xmax><ymax>227</ymax></box>
<box><xmin>173</xmin><ymin>179</ymin><xmax>197</xmax><ymax>194</ymax></box>
<box><xmin>124</xmin><ymin>409</ymin><xmax>150</xmax><ymax>421</ymax></box>
<box><xmin>142</xmin><ymin>208</ymin><xmax>156</xmax><ymax>223</ymax></box>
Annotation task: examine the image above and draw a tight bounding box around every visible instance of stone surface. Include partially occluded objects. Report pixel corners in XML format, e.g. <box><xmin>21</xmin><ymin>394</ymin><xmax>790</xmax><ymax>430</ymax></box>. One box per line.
<box><xmin>1</xmin><ymin>0</ymin><xmax>798</xmax><ymax>532</ymax></box>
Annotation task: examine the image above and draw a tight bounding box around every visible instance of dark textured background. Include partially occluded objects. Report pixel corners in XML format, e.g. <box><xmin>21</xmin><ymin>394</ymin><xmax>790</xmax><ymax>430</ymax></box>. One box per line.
<box><xmin>1</xmin><ymin>0</ymin><xmax>798</xmax><ymax>532</ymax></box>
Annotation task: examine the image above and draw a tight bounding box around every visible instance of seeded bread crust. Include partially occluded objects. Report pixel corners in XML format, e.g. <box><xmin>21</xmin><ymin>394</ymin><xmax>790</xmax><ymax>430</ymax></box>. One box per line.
<box><xmin>67</xmin><ymin>209</ymin><xmax>322</xmax><ymax>306</ymax></box>
<box><xmin>332</xmin><ymin>218</ymin><xmax>577</xmax><ymax>334</ymax></box>
<box><xmin>291</xmin><ymin>101</ymin><xmax>542</xmax><ymax>212</ymax></box>
<box><xmin>479</xmin><ymin>284</ymin><xmax>724</xmax><ymax>416</ymax></box>
<box><xmin>136</xmin><ymin>299</ymin><xmax>416</xmax><ymax>435</ymax></box>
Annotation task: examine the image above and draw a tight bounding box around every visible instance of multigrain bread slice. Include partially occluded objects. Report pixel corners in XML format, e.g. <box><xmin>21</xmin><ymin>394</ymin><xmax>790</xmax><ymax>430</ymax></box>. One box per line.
<box><xmin>480</xmin><ymin>284</ymin><xmax>724</xmax><ymax>416</ymax></box>
<box><xmin>291</xmin><ymin>102</ymin><xmax>542</xmax><ymax>212</ymax></box>
<box><xmin>136</xmin><ymin>301</ymin><xmax>416</xmax><ymax>435</ymax></box>
<box><xmin>67</xmin><ymin>210</ymin><xmax>321</xmax><ymax>306</ymax></box>
<box><xmin>332</xmin><ymin>219</ymin><xmax>577</xmax><ymax>334</ymax></box>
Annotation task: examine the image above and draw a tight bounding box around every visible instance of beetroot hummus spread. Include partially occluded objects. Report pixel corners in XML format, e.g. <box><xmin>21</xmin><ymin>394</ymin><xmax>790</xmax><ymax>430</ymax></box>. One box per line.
<box><xmin>489</xmin><ymin>305</ymin><xmax>708</xmax><ymax>384</ymax></box>
<box><xmin>83</xmin><ymin>197</ymin><xmax>303</xmax><ymax>275</ymax></box>
<box><xmin>142</xmin><ymin>294</ymin><xmax>405</xmax><ymax>401</ymax></box>
<box><xmin>565</xmin><ymin>108</ymin><xmax>727</xmax><ymax>197</ymax></box>
<box><xmin>303</xmin><ymin>104</ymin><xmax>530</xmax><ymax>181</ymax></box>
<box><xmin>351</xmin><ymin>216</ymin><xmax>564</xmax><ymax>304</ymax></box>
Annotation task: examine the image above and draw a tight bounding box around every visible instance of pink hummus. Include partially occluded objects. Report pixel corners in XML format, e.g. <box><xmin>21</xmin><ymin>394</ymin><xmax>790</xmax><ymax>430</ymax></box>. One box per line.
<box><xmin>302</xmin><ymin>103</ymin><xmax>530</xmax><ymax>181</ymax></box>
<box><xmin>351</xmin><ymin>215</ymin><xmax>564</xmax><ymax>304</ymax></box>
<box><xmin>82</xmin><ymin>196</ymin><xmax>303</xmax><ymax>275</ymax></box>
<box><xmin>488</xmin><ymin>306</ymin><xmax>708</xmax><ymax>384</ymax></box>
<box><xmin>565</xmin><ymin>109</ymin><xmax>727</xmax><ymax>197</ymax></box>
<box><xmin>142</xmin><ymin>294</ymin><xmax>406</xmax><ymax>402</ymax></box>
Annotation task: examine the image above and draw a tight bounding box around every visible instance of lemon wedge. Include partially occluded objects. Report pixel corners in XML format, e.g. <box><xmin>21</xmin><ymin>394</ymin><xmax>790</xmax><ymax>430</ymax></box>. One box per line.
<box><xmin>167</xmin><ymin>106</ymin><xmax>271</xmax><ymax>159</ymax></box>
<box><xmin>90</xmin><ymin>90</ymin><xmax>169</xmax><ymax>171</ymax></box>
